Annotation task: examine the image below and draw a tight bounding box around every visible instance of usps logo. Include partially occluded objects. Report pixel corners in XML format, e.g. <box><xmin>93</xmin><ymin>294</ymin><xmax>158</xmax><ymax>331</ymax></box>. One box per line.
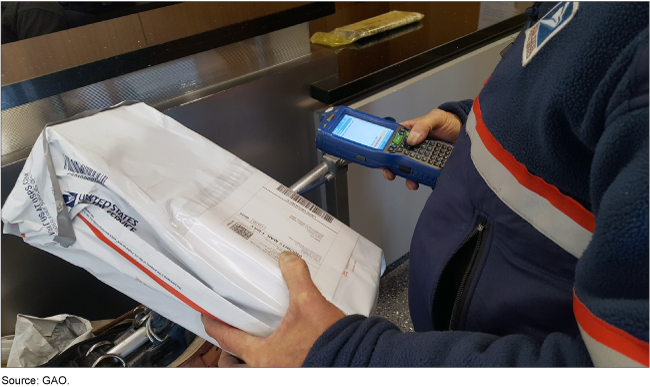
<box><xmin>523</xmin><ymin>2</ymin><xmax>579</xmax><ymax>66</ymax></box>
<box><xmin>63</xmin><ymin>192</ymin><xmax>78</xmax><ymax>208</ymax></box>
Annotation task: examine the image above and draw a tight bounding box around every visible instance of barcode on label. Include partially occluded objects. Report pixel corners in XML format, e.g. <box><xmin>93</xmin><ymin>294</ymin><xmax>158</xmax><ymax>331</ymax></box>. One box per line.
<box><xmin>276</xmin><ymin>184</ymin><xmax>334</xmax><ymax>224</ymax></box>
<box><xmin>230</xmin><ymin>222</ymin><xmax>253</xmax><ymax>240</ymax></box>
<box><xmin>63</xmin><ymin>155</ymin><xmax>108</xmax><ymax>185</ymax></box>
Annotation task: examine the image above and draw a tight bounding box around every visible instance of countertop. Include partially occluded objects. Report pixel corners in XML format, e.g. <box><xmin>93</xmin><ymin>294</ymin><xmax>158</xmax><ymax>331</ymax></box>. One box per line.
<box><xmin>308</xmin><ymin>2</ymin><xmax>528</xmax><ymax>104</ymax></box>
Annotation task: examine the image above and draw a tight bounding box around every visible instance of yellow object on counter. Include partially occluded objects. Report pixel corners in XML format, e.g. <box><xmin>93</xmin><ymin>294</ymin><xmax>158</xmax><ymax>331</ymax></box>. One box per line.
<box><xmin>310</xmin><ymin>10</ymin><xmax>425</xmax><ymax>47</ymax></box>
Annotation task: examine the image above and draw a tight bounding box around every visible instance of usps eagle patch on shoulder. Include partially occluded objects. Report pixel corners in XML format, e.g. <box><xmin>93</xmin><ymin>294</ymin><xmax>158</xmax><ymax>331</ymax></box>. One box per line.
<box><xmin>523</xmin><ymin>2</ymin><xmax>579</xmax><ymax>66</ymax></box>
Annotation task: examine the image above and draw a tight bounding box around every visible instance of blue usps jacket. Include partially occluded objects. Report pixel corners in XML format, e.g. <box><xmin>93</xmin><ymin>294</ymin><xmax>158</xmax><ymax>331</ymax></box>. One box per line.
<box><xmin>304</xmin><ymin>2</ymin><xmax>648</xmax><ymax>367</ymax></box>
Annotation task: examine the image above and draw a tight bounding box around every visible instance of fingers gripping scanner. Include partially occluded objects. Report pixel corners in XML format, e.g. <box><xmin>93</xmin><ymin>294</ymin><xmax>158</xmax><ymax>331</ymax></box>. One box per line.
<box><xmin>290</xmin><ymin>106</ymin><xmax>454</xmax><ymax>195</ymax></box>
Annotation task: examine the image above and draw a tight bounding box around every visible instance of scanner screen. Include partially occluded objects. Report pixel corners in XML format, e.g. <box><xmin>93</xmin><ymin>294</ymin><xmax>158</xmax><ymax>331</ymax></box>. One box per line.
<box><xmin>332</xmin><ymin>115</ymin><xmax>393</xmax><ymax>149</ymax></box>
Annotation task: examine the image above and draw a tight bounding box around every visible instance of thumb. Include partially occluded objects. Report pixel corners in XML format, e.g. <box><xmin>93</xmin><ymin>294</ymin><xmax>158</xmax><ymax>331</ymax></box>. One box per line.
<box><xmin>406</xmin><ymin>119</ymin><xmax>431</xmax><ymax>145</ymax></box>
<box><xmin>279</xmin><ymin>252</ymin><xmax>319</xmax><ymax>301</ymax></box>
<box><xmin>399</xmin><ymin>116</ymin><xmax>423</xmax><ymax>130</ymax></box>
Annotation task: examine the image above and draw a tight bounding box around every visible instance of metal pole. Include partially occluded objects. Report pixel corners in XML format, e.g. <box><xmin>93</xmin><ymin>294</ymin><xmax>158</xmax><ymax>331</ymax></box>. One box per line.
<box><xmin>289</xmin><ymin>161</ymin><xmax>332</xmax><ymax>194</ymax></box>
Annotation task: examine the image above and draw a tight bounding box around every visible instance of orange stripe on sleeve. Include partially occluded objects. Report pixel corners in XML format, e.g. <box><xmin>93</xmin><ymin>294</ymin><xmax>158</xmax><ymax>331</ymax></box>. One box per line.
<box><xmin>483</xmin><ymin>75</ymin><xmax>492</xmax><ymax>86</ymax></box>
<box><xmin>574</xmin><ymin>291</ymin><xmax>649</xmax><ymax>367</ymax></box>
<box><xmin>472</xmin><ymin>98</ymin><xmax>595</xmax><ymax>232</ymax></box>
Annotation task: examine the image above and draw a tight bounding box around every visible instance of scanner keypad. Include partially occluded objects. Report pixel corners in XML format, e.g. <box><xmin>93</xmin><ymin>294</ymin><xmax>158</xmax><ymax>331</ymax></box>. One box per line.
<box><xmin>386</xmin><ymin>127</ymin><xmax>453</xmax><ymax>170</ymax></box>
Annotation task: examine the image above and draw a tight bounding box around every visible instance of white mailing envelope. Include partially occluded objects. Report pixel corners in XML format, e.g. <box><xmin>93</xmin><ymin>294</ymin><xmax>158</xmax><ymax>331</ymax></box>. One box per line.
<box><xmin>1</xmin><ymin>102</ymin><xmax>383</xmax><ymax>346</ymax></box>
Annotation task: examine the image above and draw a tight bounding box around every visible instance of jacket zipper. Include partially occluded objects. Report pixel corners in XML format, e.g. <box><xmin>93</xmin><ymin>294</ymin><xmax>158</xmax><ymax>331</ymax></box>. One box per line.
<box><xmin>448</xmin><ymin>219</ymin><xmax>489</xmax><ymax>330</ymax></box>
<box><xmin>431</xmin><ymin>217</ymin><xmax>489</xmax><ymax>331</ymax></box>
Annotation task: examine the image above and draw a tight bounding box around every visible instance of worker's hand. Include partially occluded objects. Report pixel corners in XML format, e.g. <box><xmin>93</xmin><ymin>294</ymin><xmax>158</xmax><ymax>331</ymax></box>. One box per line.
<box><xmin>382</xmin><ymin>108</ymin><xmax>462</xmax><ymax>190</ymax></box>
<box><xmin>201</xmin><ymin>251</ymin><xmax>346</xmax><ymax>367</ymax></box>
<box><xmin>217</xmin><ymin>350</ymin><xmax>249</xmax><ymax>367</ymax></box>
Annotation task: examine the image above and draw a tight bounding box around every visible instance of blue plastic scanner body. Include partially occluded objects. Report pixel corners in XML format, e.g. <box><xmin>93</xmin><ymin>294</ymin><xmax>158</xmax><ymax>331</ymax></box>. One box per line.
<box><xmin>316</xmin><ymin>106</ymin><xmax>453</xmax><ymax>187</ymax></box>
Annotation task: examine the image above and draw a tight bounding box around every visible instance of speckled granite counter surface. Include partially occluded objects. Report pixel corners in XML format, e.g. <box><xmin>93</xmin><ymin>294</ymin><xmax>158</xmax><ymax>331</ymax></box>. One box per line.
<box><xmin>370</xmin><ymin>258</ymin><xmax>413</xmax><ymax>332</ymax></box>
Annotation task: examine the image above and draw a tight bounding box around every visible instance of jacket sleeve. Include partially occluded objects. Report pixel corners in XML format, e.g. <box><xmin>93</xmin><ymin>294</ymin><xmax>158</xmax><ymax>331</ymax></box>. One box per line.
<box><xmin>437</xmin><ymin>99</ymin><xmax>474</xmax><ymax>126</ymax></box>
<box><xmin>304</xmin><ymin>29</ymin><xmax>648</xmax><ymax>370</ymax></box>
<box><xmin>572</xmin><ymin>29</ymin><xmax>648</xmax><ymax>367</ymax></box>
<box><xmin>303</xmin><ymin>315</ymin><xmax>592</xmax><ymax>366</ymax></box>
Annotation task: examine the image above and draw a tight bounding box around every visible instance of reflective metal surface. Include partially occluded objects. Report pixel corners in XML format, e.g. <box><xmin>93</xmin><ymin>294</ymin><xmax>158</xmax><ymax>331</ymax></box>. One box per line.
<box><xmin>92</xmin><ymin>354</ymin><xmax>127</xmax><ymax>368</ymax></box>
<box><xmin>107</xmin><ymin>327</ymin><xmax>150</xmax><ymax>358</ymax></box>
<box><xmin>1</xmin><ymin>22</ymin><xmax>312</xmax><ymax>166</ymax></box>
<box><xmin>290</xmin><ymin>155</ymin><xmax>348</xmax><ymax>196</ymax></box>
<box><xmin>1</xmin><ymin>2</ymin><xmax>334</xmax><ymax>107</ymax></box>
<box><xmin>290</xmin><ymin>161</ymin><xmax>332</xmax><ymax>194</ymax></box>
<box><xmin>86</xmin><ymin>341</ymin><xmax>113</xmax><ymax>358</ymax></box>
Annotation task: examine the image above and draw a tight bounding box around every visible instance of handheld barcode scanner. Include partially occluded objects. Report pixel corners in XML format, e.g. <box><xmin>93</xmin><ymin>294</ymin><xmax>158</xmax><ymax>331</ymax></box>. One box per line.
<box><xmin>314</xmin><ymin>106</ymin><xmax>453</xmax><ymax>188</ymax></box>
